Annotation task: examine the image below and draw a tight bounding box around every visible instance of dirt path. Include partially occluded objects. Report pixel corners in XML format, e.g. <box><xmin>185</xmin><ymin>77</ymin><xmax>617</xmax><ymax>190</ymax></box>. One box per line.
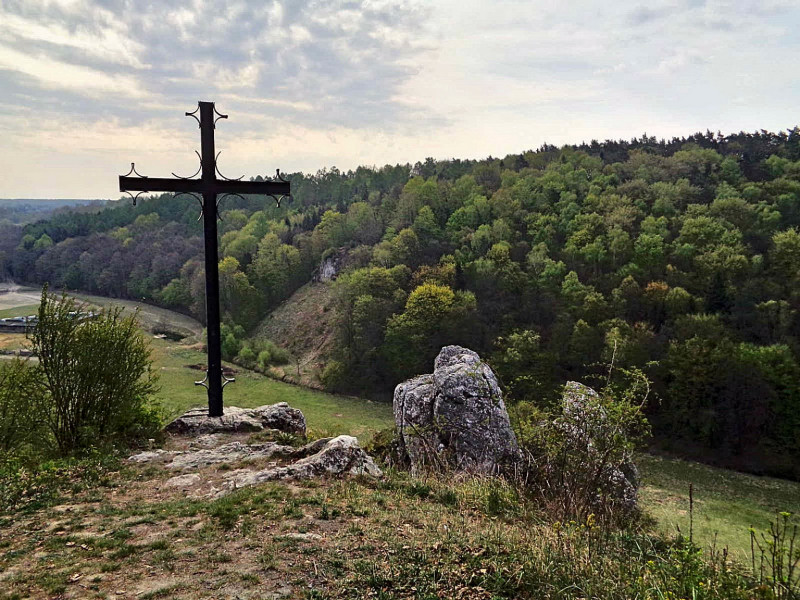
<box><xmin>0</xmin><ymin>284</ymin><xmax>203</xmax><ymax>341</ymax></box>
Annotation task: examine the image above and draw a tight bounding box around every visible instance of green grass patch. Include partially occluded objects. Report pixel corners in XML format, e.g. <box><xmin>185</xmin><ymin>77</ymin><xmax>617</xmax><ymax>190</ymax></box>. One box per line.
<box><xmin>0</xmin><ymin>304</ymin><xmax>39</xmax><ymax>319</ymax></box>
<box><xmin>638</xmin><ymin>453</ymin><xmax>800</xmax><ymax>560</ymax></box>
<box><xmin>149</xmin><ymin>337</ymin><xmax>393</xmax><ymax>442</ymax></box>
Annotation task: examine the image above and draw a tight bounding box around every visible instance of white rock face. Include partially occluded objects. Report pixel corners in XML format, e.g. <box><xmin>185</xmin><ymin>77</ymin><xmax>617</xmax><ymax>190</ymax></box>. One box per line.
<box><xmin>129</xmin><ymin>441</ymin><xmax>295</xmax><ymax>470</ymax></box>
<box><xmin>394</xmin><ymin>346</ymin><xmax>520</xmax><ymax>475</ymax></box>
<box><xmin>225</xmin><ymin>435</ymin><xmax>382</xmax><ymax>491</ymax></box>
<box><xmin>164</xmin><ymin>473</ymin><xmax>201</xmax><ymax>489</ymax></box>
<box><xmin>164</xmin><ymin>403</ymin><xmax>306</xmax><ymax>436</ymax></box>
<box><xmin>168</xmin><ymin>442</ymin><xmax>294</xmax><ymax>470</ymax></box>
<box><xmin>129</xmin><ymin>405</ymin><xmax>382</xmax><ymax>499</ymax></box>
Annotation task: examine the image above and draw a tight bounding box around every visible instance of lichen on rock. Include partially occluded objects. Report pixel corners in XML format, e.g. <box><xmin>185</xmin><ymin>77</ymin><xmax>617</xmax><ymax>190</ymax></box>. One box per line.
<box><xmin>394</xmin><ymin>346</ymin><xmax>520</xmax><ymax>475</ymax></box>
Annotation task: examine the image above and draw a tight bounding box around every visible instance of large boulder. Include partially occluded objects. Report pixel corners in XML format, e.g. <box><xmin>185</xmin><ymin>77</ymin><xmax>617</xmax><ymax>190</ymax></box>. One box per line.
<box><xmin>394</xmin><ymin>346</ymin><xmax>520</xmax><ymax>475</ymax></box>
<box><xmin>164</xmin><ymin>403</ymin><xmax>306</xmax><ymax>436</ymax></box>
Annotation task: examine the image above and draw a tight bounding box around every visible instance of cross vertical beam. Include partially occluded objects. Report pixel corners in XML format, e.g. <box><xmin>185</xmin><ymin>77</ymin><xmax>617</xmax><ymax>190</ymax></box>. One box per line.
<box><xmin>118</xmin><ymin>101</ymin><xmax>290</xmax><ymax>417</ymax></box>
<box><xmin>199</xmin><ymin>102</ymin><xmax>224</xmax><ymax>416</ymax></box>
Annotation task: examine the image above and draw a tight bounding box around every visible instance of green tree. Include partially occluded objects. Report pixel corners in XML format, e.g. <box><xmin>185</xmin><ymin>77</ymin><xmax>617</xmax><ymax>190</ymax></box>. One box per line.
<box><xmin>32</xmin><ymin>288</ymin><xmax>160</xmax><ymax>454</ymax></box>
<box><xmin>384</xmin><ymin>283</ymin><xmax>477</xmax><ymax>378</ymax></box>
<box><xmin>0</xmin><ymin>359</ymin><xmax>44</xmax><ymax>455</ymax></box>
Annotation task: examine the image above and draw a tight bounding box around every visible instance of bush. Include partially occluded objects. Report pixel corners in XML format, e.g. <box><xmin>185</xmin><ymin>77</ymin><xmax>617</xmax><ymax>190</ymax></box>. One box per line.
<box><xmin>512</xmin><ymin>364</ymin><xmax>651</xmax><ymax>525</ymax></box>
<box><xmin>31</xmin><ymin>287</ymin><xmax>161</xmax><ymax>455</ymax></box>
<box><xmin>320</xmin><ymin>360</ymin><xmax>347</xmax><ymax>391</ymax></box>
<box><xmin>257</xmin><ymin>349</ymin><xmax>272</xmax><ymax>370</ymax></box>
<box><xmin>236</xmin><ymin>346</ymin><xmax>256</xmax><ymax>368</ymax></box>
<box><xmin>0</xmin><ymin>358</ymin><xmax>44</xmax><ymax>457</ymax></box>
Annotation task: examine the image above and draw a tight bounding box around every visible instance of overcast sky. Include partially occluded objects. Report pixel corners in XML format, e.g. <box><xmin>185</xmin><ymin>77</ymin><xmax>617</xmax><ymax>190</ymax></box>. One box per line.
<box><xmin>1</xmin><ymin>0</ymin><xmax>798</xmax><ymax>199</ymax></box>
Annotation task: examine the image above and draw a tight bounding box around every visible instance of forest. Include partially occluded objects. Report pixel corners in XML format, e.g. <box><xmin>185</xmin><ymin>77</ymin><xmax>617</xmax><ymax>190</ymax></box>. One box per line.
<box><xmin>5</xmin><ymin>128</ymin><xmax>800</xmax><ymax>479</ymax></box>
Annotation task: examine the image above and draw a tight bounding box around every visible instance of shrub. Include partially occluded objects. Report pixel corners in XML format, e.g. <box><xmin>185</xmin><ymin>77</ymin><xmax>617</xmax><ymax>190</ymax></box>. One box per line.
<box><xmin>320</xmin><ymin>360</ymin><xmax>347</xmax><ymax>391</ymax></box>
<box><xmin>236</xmin><ymin>346</ymin><xmax>256</xmax><ymax>368</ymax></box>
<box><xmin>31</xmin><ymin>287</ymin><xmax>161</xmax><ymax>455</ymax></box>
<box><xmin>257</xmin><ymin>349</ymin><xmax>272</xmax><ymax>370</ymax></box>
<box><xmin>266</xmin><ymin>342</ymin><xmax>290</xmax><ymax>365</ymax></box>
<box><xmin>512</xmin><ymin>363</ymin><xmax>651</xmax><ymax>525</ymax></box>
<box><xmin>0</xmin><ymin>358</ymin><xmax>45</xmax><ymax>456</ymax></box>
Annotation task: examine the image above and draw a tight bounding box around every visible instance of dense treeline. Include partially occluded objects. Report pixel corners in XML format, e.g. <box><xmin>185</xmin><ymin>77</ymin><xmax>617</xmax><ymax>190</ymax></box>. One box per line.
<box><xmin>8</xmin><ymin>128</ymin><xmax>800</xmax><ymax>477</ymax></box>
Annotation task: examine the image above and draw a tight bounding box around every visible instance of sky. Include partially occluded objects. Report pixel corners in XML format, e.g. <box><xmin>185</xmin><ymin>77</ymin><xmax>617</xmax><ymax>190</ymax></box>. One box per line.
<box><xmin>0</xmin><ymin>0</ymin><xmax>798</xmax><ymax>199</ymax></box>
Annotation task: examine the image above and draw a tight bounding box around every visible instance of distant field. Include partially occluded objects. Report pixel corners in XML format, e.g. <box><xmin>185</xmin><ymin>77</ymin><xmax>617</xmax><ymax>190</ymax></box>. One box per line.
<box><xmin>1</xmin><ymin>289</ymin><xmax>797</xmax><ymax>562</ymax></box>
<box><xmin>0</xmin><ymin>287</ymin><xmax>41</xmax><ymax>311</ymax></box>
<box><xmin>72</xmin><ymin>292</ymin><xmax>203</xmax><ymax>342</ymax></box>
<box><xmin>638</xmin><ymin>453</ymin><xmax>800</xmax><ymax>560</ymax></box>
<box><xmin>0</xmin><ymin>304</ymin><xmax>39</xmax><ymax>319</ymax></box>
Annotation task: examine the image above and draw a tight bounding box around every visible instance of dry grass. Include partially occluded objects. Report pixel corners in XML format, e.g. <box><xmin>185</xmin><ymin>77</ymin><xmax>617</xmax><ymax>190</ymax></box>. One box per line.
<box><xmin>253</xmin><ymin>282</ymin><xmax>338</xmax><ymax>388</ymax></box>
<box><xmin>2</xmin><ymin>434</ymin><xmax>790</xmax><ymax>600</ymax></box>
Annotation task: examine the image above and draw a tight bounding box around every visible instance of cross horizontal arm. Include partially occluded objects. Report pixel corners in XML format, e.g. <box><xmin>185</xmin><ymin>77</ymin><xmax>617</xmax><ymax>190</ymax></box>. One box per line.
<box><xmin>213</xmin><ymin>179</ymin><xmax>290</xmax><ymax>196</ymax></box>
<box><xmin>120</xmin><ymin>176</ymin><xmax>203</xmax><ymax>194</ymax></box>
<box><xmin>119</xmin><ymin>176</ymin><xmax>290</xmax><ymax>196</ymax></box>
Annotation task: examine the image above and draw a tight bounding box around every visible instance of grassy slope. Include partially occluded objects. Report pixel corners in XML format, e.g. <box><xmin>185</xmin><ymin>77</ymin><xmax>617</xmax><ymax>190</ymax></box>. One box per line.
<box><xmin>252</xmin><ymin>282</ymin><xmax>338</xmax><ymax>388</ymax></box>
<box><xmin>638</xmin><ymin>453</ymin><xmax>800</xmax><ymax>560</ymax></box>
<box><xmin>0</xmin><ymin>304</ymin><xmax>39</xmax><ymax>319</ymax></box>
<box><xmin>2</xmin><ymin>290</ymin><xmax>799</xmax><ymax>561</ymax></box>
<box><xmin>150</xmin><ymin>337</ymin><xmax>392</xmax><ymax>442</ymax></box>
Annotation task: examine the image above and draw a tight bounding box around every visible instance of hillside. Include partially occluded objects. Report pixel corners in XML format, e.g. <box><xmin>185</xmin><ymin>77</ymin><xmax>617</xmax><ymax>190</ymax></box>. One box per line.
<box><xmin>2</xmin><ymin>292</ymin><xmax>800</xmax><ymax>598</ymax></box>
<box><xmin>253</xmin><ymin>282</ymin><xmax>338</xmax><ymax>389</ymax></box>
<box><xmin>5</xmin><ymin>129</ymin><xmax>800</xmax><ymax>477</ymax></box>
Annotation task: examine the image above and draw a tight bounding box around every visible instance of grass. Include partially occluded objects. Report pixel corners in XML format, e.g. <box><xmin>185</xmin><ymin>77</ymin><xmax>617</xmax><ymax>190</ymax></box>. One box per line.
<box><xmin>638</xmin><ymin>453</ymin><xmax>800</xmax><ymax>561</ymax></box>
<box><xmin>2</xmin><ymin>291</ymin><xmax>799</xmax><ymax>571</ymax></box>
<box><xmin>0</xmin><ymin>304</ymin><xmax>39</xmax><ymax>319</ymax></box>
<box><xmin>2</xmin><ymin>462</ymin><xmax>794</xmax><ymax>600</ymax></box>
<box><xmin>149</xmin><ymin>337</ymin><xmax>393</xmax><ymax>442</ymax></box>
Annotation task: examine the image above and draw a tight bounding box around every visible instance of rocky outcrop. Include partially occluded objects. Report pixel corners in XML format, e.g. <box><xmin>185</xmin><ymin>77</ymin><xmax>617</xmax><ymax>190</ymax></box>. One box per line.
<box><xmin>557</xmin><ymin>381</ymin><xmax>639</xmax><ymax>512</ymax></box>
<box><xmin>129</xmin><ymin>403</ymin><xmax>382</xmax><ymax>498</ymax></box>
<box><xmin>164</xmin><ymin>403</ymin><xmax>306</xmax><ymax>436</ymax></box>
<box><xmin>314</xmin><ymin>248</ymin><xmax>350</xmax><ymax>282</ymax></box>
<box><xmin>394</xmin><ymin>346</ymin><xmax>520</xmax><ymax>475</ymax></box>
<box><xmin>225</xmin><ymin>435</ymin><xmax>382</xmax><ymax>491</ymax></box>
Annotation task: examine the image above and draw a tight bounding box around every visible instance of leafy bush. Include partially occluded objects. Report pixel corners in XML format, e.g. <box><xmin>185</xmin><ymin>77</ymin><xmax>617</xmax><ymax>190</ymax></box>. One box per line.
<box><xmin>236</xmin><ymin>346</ymin><xmax>256</xmax><ymax>368</ymax></box>
<box><xmin>31</xmin><ymin>287</ymin><xmax>161</xmax><ymax>455</ymax></box>
<box><xmin>0</xmin><ymin>358</ymin><xmax>44</xmax><ymax>456</ymax></box>
<box><xmin>512</xmin><ymin>363</ymin><xmax>651</xmax><ymax>524</ymax></box>
<box><xmin>320</xmin><ymin>359</ymin><xmax>347</xmax><ymax>391</ymax></box>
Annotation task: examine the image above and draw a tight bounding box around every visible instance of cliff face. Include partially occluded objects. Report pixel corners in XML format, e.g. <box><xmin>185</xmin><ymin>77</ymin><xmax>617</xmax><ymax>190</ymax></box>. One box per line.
<box><xmin>313</xmin><ymin>248</ymin><xmax>350</xmax><ymax>282</ymax></box>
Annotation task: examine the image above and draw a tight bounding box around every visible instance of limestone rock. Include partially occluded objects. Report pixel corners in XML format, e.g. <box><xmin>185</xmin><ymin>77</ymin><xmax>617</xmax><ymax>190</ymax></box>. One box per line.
<box><xmin>314</xmin><ymin>247</ymin><xmax>350</xmax><ymax>282</ymax></box>
<box><xmin>392</xmin><ymin>374</ymin><xmax>438</xmax><ymax>467</ymax></box>
<box><xmin>190</xmin><ymin>434</ymin><xmax>223</xmax><ymax>449</ymax></box>
<box><xmin>225</xmin><ymin>435</ymin><xmax>382</xmax><ymax>491</ymax></box>
<box><xmin>164</xmin><ymin>473</ymin><xmax>200</xmax><ymax>489</ymax></box>
<box><xmin>164</xmin><ymin>403</ymin><xmax>306</xmax><ymax>436</ymax></box>
<box><xmin>557</xmin><ymin>381</ymin><xmax>639</xmax><ymax>512</ymax></box>
<box><xmin>167</xmin><ymin>441</ymin><xmax>294</xmax><ymax>471</ymax></box>
<box><xmin>394</xmin><ymin>346</ymin><xmax>520</xmax><ymax>475</ymax></box>
<box><xmin>128</xmin><ymin>449</ymin><xmax>174</xmax><ymax>463</ymax></box>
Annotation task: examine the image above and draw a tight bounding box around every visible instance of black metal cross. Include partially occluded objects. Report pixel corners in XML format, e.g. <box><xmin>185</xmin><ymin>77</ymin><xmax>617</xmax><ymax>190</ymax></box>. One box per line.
<box><xmin>119</xmin><ymin>101</ymin><xmax>290</xmax><ymax>417</ymax></box>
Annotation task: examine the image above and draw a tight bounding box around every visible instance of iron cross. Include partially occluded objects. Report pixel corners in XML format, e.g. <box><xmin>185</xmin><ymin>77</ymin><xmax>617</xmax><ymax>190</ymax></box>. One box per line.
<box><xmin>119</xmin><ymin>101</ymin><xmax>290</xmax><ymax>417</ymax></box>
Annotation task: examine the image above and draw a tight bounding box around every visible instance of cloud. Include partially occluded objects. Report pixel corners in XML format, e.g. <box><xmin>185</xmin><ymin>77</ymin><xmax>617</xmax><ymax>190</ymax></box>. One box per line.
<box><xmin>0</xmin><ymin>44</ymin><xmax>147</xmax><ymax>97</ymax></box>
<box><xmin>0</xmin><ymin>0</ymin><xmax>434</xmax><ymax>128</ymax></box>
<box><xmin>0</xmin><ymin>0</ymin><xmax>799</xmax><ymax>198</ymax></box>
<box><xmin>627</xmin><ymin>5</ymin><xmax>672</xmax><ymax>25</ymax></box>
